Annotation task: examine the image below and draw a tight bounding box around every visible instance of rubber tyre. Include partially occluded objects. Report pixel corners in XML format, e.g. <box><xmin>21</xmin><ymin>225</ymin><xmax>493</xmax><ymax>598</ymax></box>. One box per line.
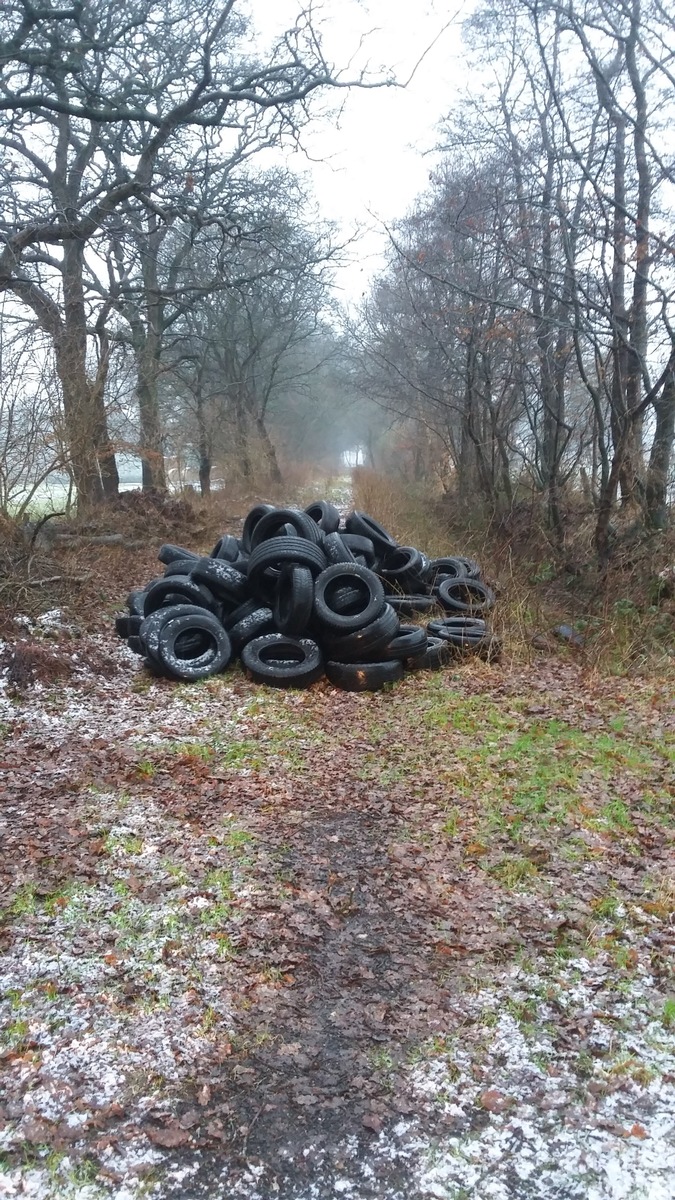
<box><xmin>241</xmin><ymin>504</ymin><xmax>276</xmax><ymax>553</ymax></box>
<box><xmin>139</xmin><ymin>604</ymin><xmax>207</xmax><ymax>663</ymax></box>
<box><xmin>313</xmin><ymin>563</ymin><xmax>386</xmax><ymax>632</ymax></box>
<box><xmin>323</xmin><ymin>604</ymin><xmax>399</xmax><ymax>662</ymax></box>
<box><xmin>157</xmin><ymin>611</ymin><xmax>232</xmax><ymax>681</ymax></box>
<box><xmin>341</xmin><ymin>534</ymin><xmax>376</xmax><ymax>566</ymax></box>
<box><xmin>142</xmin><ymin>575</ymin><xmax>219</xmax><ymax>617</ymax></box>
<box><xmin>158</xmin><ymin>543</ymin><xmax>200</xmax><ymax>566</ymax></box>
<box><xmin>428</xmin><ymin>557</ymin><xmax>468</xmax><ymax>586</ymax></box>
<box><xmin>127</xmin><ymin>635</ymin><xmax>144</xmax><ymax>656</ymax></box>
<box><xmin>326</xmin><ymin>659</ymin><xmax>404</xmax><ymax>691</ymax></box>
<box><xmin>115</xmin><ymin>613</ymin><xmax>142</xmax><ymax>638</ymax></box>
<box><xmin>437</xmin><ymin>578</ymin><xmax>495</xmax><ymax>614</ymax></box>
<box><xmin>305</xmin><ymin>500</ymin><xmax>340</xmax><ymax>534</ymax></box>
<box><xmin>406</xmin><ymin>635</ymin><xmax>455</xmax><ymax>671</ymax></box>
<box><xmin>164</xmin><ymin>559</ymin><xmax>201</xmax><ymax>578</ymax></box>
<box><xmin>247</xmin><ymin>537</ymin><xmax>327</xmax><ymax>601</ymax></box>
<box><xmin>323</xmin><ymin>532</ymin><xmax>356</xmax><ymax>565</ymax></box>
<box><xmin>456</xmin><ymin>556</ymin><xmax>482</xmax><ymax>580</ymax></box>
<box><xmin>241</xmin><ymin>634</ymin><xmax>324</xmax><ymax>688</ymax></box>
<box><xmin>211</xmin><ymin>534</ymin><xmax>240</xmax><ymax>562</ymax></box>
<box><xmin>274</xmin><ymin>565</ymin><xmax>314</xmax><ymax>636</ymax></box>
<box><xmin>387</xmin><ymin>595</ymin><xmax>436</xmax><ymax>617</ymax></box>
<box><xmin>345</xmin><ymin>511</ymin><xmax>397</xmax><ymax>554</ymax></box>
<box><xmin>223</xmin><ymin>598</ymin><xmax>259</xmax><ymax>631</ymax></box>
<box><xmin>250</xmin><ymin>507</ymin><xmax>323</xmax><ymax>549</ymax></box>
<box><xmin>381</xmin><ymin>623</ymin><xmax>427</xmax><ymax>660</ymax></box>
<box><xmin>127</xmin><ymin>587</ymin><xmax>150</xmax><ymax>616</ymax></box>
<box><xmin>189</xmin><ymin>558</ymin><xmax>248</xmax><ymax>603</ymax></box>
<box><xmin>229</xmin><ymin>607</ymin><xmax>275</xmax><ymax>654</ymax></box>
<box><xmin>428</xmin><ymin>617</ymin><xmax>488</xmax><ymax>638</ymax></box>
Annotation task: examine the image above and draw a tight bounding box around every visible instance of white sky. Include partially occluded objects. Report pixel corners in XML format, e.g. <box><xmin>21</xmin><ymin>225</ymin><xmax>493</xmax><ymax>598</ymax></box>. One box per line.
<box><xmin>250</xmin><ymin>0</ymin><xmax>470</xmax><ymax>306</ymax></box>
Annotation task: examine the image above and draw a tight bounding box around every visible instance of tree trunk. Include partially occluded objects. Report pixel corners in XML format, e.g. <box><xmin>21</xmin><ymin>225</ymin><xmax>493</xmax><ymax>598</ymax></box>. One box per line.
<box><xmin>136</xmin><ymin>339</ymin><xmax>166</xmax><ymax>491</ymax></box>
<box><xmin>256</xmin><ymin>416</ymin><xmax>283</xmax><ymax>485</ymax></box>
<box><xmin>644</xmin><ymin>375</ymin><xmax>675</xmax><ymax>529</ymax></box>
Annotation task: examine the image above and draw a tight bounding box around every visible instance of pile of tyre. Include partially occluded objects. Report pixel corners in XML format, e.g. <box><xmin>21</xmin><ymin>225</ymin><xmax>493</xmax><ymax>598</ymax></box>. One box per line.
<box><xmin>114</xmin><ymin>502</ymin><xmax>498</xmax><ymax>691</ymax></box>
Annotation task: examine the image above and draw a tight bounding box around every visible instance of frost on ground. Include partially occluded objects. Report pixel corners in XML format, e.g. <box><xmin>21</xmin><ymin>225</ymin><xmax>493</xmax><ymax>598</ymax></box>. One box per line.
<box><xmin>1</xmin><ymin>629</ymin><xmax>674</xmax><ymax>1198</ymax></box>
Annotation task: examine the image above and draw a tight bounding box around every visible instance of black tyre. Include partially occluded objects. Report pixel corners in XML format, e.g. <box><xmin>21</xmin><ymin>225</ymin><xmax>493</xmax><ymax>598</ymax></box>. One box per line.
<box><xmin>341</xmin><ymin>534</ymin><xmax>376</xmax><ymax>566</ymax></box>
<box><xmin>229</xmin><ymin>607</ymin><xmax>275</xmax><ymax>654</ymax></box>
<box><xmin>247</xmin><ymin>537</ymin><xmax>327</xmax><ymax>601</ymax></box>
<box><xmin>241</xmin><ymin>503</ymin><xmax>276</xmax><ymax>553</ymax></box>
<box><xmin>250</xmin><ymin>507</ymin><xmax>323</xmax><ymax>549</ymax></box>
<box><xmin>127</xmin><ymin>588</ymin><xmax>149</xmax><ymax>616</ymax></box>
<box><xmin>139</xmin><ymin>604</ymin><xmax>207</xmax><ymax>662</ymax></box>
<box><xmin>381</xmin><ymin>623</ymin><xmax>427</xmax><ymax>660</ymax></box>
<box><xmin>223</xmin><ymin>598</ymin><xmax>259</xmax><ymax>631</ymax></box>
<box><xmin>456</xmin><ymin>556</ymin><xmax>482</xmax><ymax>580</ymax></box>
<box><xmin>158</xmin><ymin>543</ymin><xmax>200</xmax><ymax>566</ymax></box>
<box><xmin>406</xmin><ymin>635</ymin><xmax>455</xmax><ymax>671</ymax></box>
<box><xmin>313</xmin><ymin>563</ymin><xmax>386</xmax><ymax>632</ymax></box>
<box><xmin>304</xmin><ymin>500</ymin><xmax>340</xmax><ymax>534</ymax></box>
<box><xmin>428</xmin><ymin>617</ymin><xmax>488</xmax><ymax>638</ymax></box>
<box><xmin>142</xmin><ymin>575</ymin><xmax>219</xmax><ymax>617</ymax></box>
<box><xmin>380</xmin><ymin>545</ymin><xmax>429</xmax><ymax>593</ymax></box>
<box><xmin>211</xmin><ymin>534</ymin><xmax>240</xmax><ymax>562</ymax></box>
<box><xmin>427</xmin><ymin>557</ymin><xmax>468</xmax><ymax>586</ymax></box>
<box><xmin>323</xmin><ymin>604</ymin><xmax>399</xmax><ymax>662</ymax></box>
<box><xmin>157</xmin><ymin>611</ymin><xmax>232</xmax><ymax>681</ymax></box>
<box><xmin>345</xmin><ymin>511</ymin><xmax>397</xmax><ymax>554</ymax></box>
<box><xmin>127</xmin><ymin>635</ymin><xmax>144</xmax><ymax>656</ymax></box>
<box><xmin>274</xmin><ymin>565</ymin><xmax>314</xmax><ymax>636</ymax></box>
<box><xmin>164</xmin><ymin>559</ymin><xmax>201</xmax><ymax>578</ymax></box>
<box><xmin>323</xmin><ymin>532</ymin><xmax>356</xmax><ymax>565</ymax></box>
<box><xmin>387</xmin><ymin>594</ymin><xmax>437</xmax><ymax>617</ymax></box>
<box><xmin>189</xmin><ymin>558</ymin><xmax>248</xmax><ymax>603</ymax></box>
<box><xmin>241</xmin><ymin>634</ymin><xmax>324</xmax><ymax>688</ymax></box>
<box><xmin>325</xmin><ymin>659</ymin><xmax>404</xmax><ymax>691</ymax></box>
<box><xmin>115</xmin><ymin>613</ymin><xmax>143</xmax><ymax>639</ymax></box>
<box><xmin>437</xmin><ymin>578</ymin><xmax>495</xmax><ymax>615</ymax></box>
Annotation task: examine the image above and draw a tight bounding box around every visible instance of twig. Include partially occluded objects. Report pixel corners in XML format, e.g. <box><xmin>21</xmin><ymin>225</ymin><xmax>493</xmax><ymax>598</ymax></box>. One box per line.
<box><xmin>25</xmin><ymin>575</ymin><xmax>89</xmax><ymax>587</ymax></box>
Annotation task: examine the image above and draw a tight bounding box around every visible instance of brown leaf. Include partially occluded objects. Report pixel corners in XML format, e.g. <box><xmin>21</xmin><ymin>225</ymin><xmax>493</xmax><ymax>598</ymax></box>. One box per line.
<box><xmin>362</xmin><ymin>1114</ymin><xmax>382</xmax><ymax>1132</ymax></box>
<box><xmin>479</xmin><ymin>1088</ymin><xmax>513</xmax><ymax>1114</ymax></box>
<box><xmin>147</xmin><ymin>1122</ymin><xmax>190</xmax><ymax>1148</ymax></box>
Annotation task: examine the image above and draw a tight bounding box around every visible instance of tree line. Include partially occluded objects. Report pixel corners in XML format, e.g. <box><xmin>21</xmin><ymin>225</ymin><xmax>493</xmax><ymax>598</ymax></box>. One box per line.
<box><xmin>354</xmin><ymin>0</ymin><xmax>675</xmax><ymax>559</ymax></box>
<box><xmin>0</xmin><ymin>0</ymin><xmax>368</xmax><ymax>515</ymax></box>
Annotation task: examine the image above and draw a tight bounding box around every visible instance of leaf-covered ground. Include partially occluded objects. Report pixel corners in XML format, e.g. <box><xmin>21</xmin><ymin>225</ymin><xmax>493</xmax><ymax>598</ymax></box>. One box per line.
<box><xmin>0</xmin><ymin>627</ymin><xmax>674</xmax><ymax>1199</ymax></box>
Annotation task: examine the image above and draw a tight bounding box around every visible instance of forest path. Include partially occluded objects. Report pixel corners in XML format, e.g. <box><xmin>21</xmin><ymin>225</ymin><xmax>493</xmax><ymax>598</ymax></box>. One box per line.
<box><xmin>1</xmin><ymin>631</ymin><xmax>674</xmax><ymax>1199</ymax></box>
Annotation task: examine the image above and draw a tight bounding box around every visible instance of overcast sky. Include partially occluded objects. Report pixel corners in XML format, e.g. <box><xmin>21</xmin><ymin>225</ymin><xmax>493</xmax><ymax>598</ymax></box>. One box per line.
<box><xmin>251</xmin><ymin>1</ymin><xmax>470</xmax><ymax>306</ymax></box>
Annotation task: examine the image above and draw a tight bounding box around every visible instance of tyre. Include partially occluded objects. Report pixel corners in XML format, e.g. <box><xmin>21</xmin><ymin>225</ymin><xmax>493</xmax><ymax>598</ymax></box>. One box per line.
<box><xmin>211</xmin><ymin>534</ymin><xmax>240</xmax><ymax>562</ymax></box>
<box><xmin>325</xmin><ymin>659</ymin><xmax>404</xmax><ymax>691</ymax></box>
<box><xmin>142</xmin><ymin>575</ymin><xmax>219</xmax><ymax>617</ymax></box>
<box><xmin>274</xmin><ymin>565</ymin><xmax>314</xmax><ymax>636</ymax></box>
<box><xmin>341</xmin><ymin>534</ymin><xmax>376</xmax><ymax>566</ymax></box>
<box><xmin>223</xmin><ymin>597</ymin><xmax>259</xmax><ymax>631</ymax></box>
<box><xmin>139</xmin><ymin>604</ymin><xmax>207</xmax><ymax>662</ymax></box>
<box><xmin>127</xmin><ymin>635</ymin><xmax>145</xmax><ymax>656</ymax></box>
<box><xmin>387</xmin><ymin>594</ymin><xmax>436</xmax><ymax>617</ymax></box>
<box><xmin>247</xmin><ymin>537</ymin><xmax>327</xmax><ymax>601</ymax></box>
<box><xmin>428</xmin><ymin>617</ymin><xmax>488</xmax><ymax>638</ymax></box>
<box><xmin>427</xmin><ymin>557</ymin><xmax>468</xmax><ymax>586</ymax></box>
<box><xmin>164</xmin><ymin>559</ymin><xmax>201</xmax><ymax>578</ymax></box>
<box><xmin>381</xmin><ymin>623</ymin><xmax>427</xmax><ymax>660</ymax></box>
<box><xmin>157</xmin><ymin>611</ymin><xmax>232</xmax><ymax>681</ymax></box>
<box><xmin>250</xmin><ymin>507</ymin><xmax>323</xmax><ymax>549</ymax></box>
<box><xmin>241</xmin><ymin>503</ymin><xmax>276</xmax><ymax>553</ymax></box>
<box><xmin>323</xmin><ymin>532</ymin><xmax>356</xmax><ymax>565</ymax></box>
<box><xmin>158</xmin><ymin>543</ymin><xmax>200</xmax><ymax>566</ymax></box>
<box><xmin>189</xmin><ymin>558</ymin><xmax>248</xmax><ymax>603</ymax></box>
<box><xmin>313</xmin><ymin>563</ymin><xmax>386</xmax><ymax>632</ymax></box>
<box><xmin>437</xmin><ymin>578</ymin><xmax>495</xmax><ymax>614</ymax></box>
<box><xmin>406</xmin><ymin>635</ymin><xmax>455</xmax><ymax>671</ymax></box>
<box><xmin>115</xmin><ymin>613</ymin><xmax>143</xmax><ymax>638</ymax></box>
<box><xmin>304</xmin><ymin>500</ymin><xmax>340</xmax><ymax>534</ymax></box>
<box><xmin>127</xmin><ymin>588</ymin><xmax>149</xmax><ymax>616</ymax></box>
<box><xmin>456</xmin><ymin>556</ymin><xmax>482</xmax><ymax>580</ymax></box>
<box><xmin>380</xmin><ymin>545</ymin><xmax>429</xmax><ymax>592</ymax></box>
<box><xmin>229</xmin><ymin>607</ymin><xmax>275</xmax><ymax>654</ymax></box>
<box><xmin>241</xmin><ymin>634</ymin><xmax>324</xmax><ymax>688</ymax></box>
<box><xmin>345</xmin><ymin>511</ymin><xmax>397</xmax><ymax>554</ymax></box>
<box><xmin>322</xmin><ymin>604</ymin><xmax>399</xmax><ymax>662</ymax></box>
